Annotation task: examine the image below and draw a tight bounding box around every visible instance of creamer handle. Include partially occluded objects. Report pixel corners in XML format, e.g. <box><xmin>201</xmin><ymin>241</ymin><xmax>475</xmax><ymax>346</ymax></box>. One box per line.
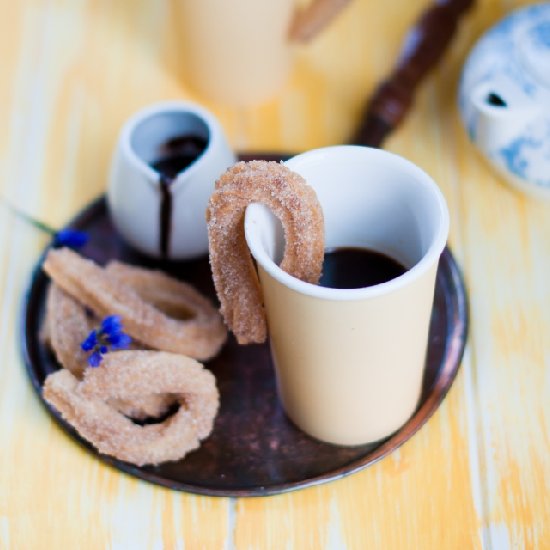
<box><xmin>352</xmin><ymin>0</ymin><xmax>475</xmax><ymax>147</ymax></box>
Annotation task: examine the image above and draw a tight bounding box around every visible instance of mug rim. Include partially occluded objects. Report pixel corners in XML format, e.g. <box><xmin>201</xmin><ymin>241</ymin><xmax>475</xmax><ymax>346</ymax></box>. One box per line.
<box><xmin>245</xmin><ymin>145</ymin><xmax>450</xmax><ymax>301</ymax></box>
<box><xmin>119</xmin><ymin>100</ymin><xmax>221</xmax><ymax>191</ymax></box>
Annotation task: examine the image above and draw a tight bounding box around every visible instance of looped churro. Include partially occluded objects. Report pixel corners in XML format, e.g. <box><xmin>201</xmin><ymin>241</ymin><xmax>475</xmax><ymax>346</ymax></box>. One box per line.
<box><xmin>206</xmin><ymin>161</ymin><xmax>324</xmax><ymax>344</ymax></box>
<box><xmin>43</xmin><ymin>351</ymin><xmax>219</xmax><ymax>466</ymax></box>
<box><xmin>105</xmin><ymin>261</ymin><xmax>210</xmax><ymax>326</ymax></box>
<box><xmin>43</xmin><ymin>248</ymin><xmax>227</xmax><ymax>361</ymax></box>
<box><xmin>44</xmin><ymin>282</ymin><xmax>176</xmax><ymax>419</ymax></box>
<box><xmin>44</xmin><ymin>283</ymin><xmax>93</xmax><ymax>377</ymax></box>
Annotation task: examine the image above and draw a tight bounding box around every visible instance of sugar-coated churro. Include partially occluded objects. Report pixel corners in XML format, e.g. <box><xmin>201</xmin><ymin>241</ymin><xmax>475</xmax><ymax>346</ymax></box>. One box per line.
<box><xmin>43</xmin><ymin>351</ymin><xmax>219</xmax><ymax>466</ymax></box>
<box><xmin>44</xmin><ymin>248</ymin><xmax>227</xmax><ymax>361</ymax></box>
<box><xmin>206</xmin><ymin>161</ymin><xmax>324</xmax><ymax>344</ymax></box>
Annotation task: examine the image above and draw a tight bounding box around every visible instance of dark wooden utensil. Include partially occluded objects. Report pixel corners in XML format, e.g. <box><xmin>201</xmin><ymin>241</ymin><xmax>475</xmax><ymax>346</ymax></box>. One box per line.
<box><xmin>352</xmin><ymin>0</ymin><xmax>475</xmax><ymax>147</ymax></box>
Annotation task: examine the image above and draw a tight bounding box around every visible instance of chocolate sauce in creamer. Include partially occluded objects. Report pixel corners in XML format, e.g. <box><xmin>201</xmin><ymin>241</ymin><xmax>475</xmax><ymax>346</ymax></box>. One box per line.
<box><xmin>150</xmin><ymin>135</ymin><xmax>208</xmax><ymax>258</ymax></box>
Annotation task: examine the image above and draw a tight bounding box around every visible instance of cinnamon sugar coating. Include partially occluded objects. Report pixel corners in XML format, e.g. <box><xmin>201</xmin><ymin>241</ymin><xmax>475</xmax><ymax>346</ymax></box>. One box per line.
<box><xmin>43</xmin><ymin>351</ymin><xmax>219</xmax><ymax>466</ymax></box>
<box><xmin>44</xmin><ymin>281</ymin><xmax>175</xmax><ymax>420</ymax></box>
<box><xmin>44</xmin><ymin>283</ymin><xmax>92</xmax><ymax>377</ymax></box>
<box><xmin>43</xmin><ymin>248</ymin><xmax>227</xmax><ymax>361</ymax></box>
<box><xmin>206</xmin><ymin>161</ymin><xmax>324</xmax><ymax>344</ymax></box>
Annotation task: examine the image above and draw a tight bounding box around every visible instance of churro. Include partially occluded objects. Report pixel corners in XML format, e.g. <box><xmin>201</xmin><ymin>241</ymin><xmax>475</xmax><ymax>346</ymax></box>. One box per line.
<box><xmin>43</xmin><ymin>351</ymin><xmax>219</xmax><ymax>466</ymax></box>
<box><xmin>206</xmin><ymin>161</ymin><xmax>324</xmax><ymax>344</ymax></box>
<box><xmin>44</xmin><ymin>284</ymin><xmax>92</xmax><ymax>377</ymax></box>
<box><xmin>44</xmin><ymin>282</ymin><xmax>175</xmax><ymax>420</ymax></box>
<box><xmin>43</xmin><ymin>248</ymin><xmax>227</xmax><ymax>361</ymax></box>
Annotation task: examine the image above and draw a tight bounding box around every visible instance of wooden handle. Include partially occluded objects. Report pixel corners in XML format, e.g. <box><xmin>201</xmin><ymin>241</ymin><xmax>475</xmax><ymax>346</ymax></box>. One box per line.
<box><xmin>352</xmin><ymin>0</ymin><xmax>475</xmax><ymax>148</ymax></box>
<box><xmin>290</xmin><ymin>0</ymin><xmax>353</xmax><ymax>43</ymax></box>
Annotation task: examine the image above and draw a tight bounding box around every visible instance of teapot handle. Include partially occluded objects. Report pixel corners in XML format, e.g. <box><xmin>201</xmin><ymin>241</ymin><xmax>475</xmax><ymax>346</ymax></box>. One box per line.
<box><xmin>289</xmin><ymin>0</ymin><xmax>353</xmax><ymax>43</ymax></box>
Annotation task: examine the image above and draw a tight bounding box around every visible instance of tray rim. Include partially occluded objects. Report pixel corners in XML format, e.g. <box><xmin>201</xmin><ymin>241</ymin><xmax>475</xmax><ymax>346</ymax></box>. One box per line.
<box><xmin>20</xmin><ymin>194</ymin><xmax>468</xmax><ymax>497</ymax></box>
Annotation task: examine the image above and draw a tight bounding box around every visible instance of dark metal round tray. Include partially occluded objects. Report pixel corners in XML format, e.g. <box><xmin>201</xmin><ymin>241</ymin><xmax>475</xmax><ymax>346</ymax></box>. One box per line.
<box><xmin>21</xmin><ymin>175</ymin><xmax>468</xmax><ymax>498</ymax></box>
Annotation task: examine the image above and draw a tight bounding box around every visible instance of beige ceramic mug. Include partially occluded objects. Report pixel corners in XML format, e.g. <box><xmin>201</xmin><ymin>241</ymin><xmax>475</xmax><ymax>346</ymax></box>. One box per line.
<box><xmin>244</xmin><ymin>146</ymin><xmax>449</xmax><ymax>445</ymax></box>
<box><xmin>179</xmin><ymin>0</ymin><xmax>352</xmax><ymax>105</ymax></box>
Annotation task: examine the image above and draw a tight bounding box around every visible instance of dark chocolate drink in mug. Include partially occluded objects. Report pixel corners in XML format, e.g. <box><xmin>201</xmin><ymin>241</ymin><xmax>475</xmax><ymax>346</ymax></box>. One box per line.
<box><xmin>320</xmin><ymin>247</ymin><xmax>406</xmax><ymax>289</ymax></box>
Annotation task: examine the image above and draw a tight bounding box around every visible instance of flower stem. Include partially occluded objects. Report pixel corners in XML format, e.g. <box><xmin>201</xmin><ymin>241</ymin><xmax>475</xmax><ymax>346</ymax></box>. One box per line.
<box><xmin>0</xmin><ymin>194</ymin><xmax>56</xmax><ymax>235</ymax></box>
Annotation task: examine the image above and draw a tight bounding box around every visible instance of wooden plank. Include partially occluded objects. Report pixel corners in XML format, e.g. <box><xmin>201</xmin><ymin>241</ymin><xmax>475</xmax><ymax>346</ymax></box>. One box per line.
<box><xmin>0</xmin><ymin>2</ymin><xmax>231</xmax><ymax>549</ymax></box>
<box><xmin>443</xmin><ymin>2</ymin><xmax>550</xmax><ymax>547</ymax></box>
<box><xmin>455</xmin><ymin>88</ymin><xmax>550</xmax><ymax>550</ymax></box>
<box><xmin>1</xmin><ymin>0</ymin><xmax>548</xmax><ymax>548</ymax></box>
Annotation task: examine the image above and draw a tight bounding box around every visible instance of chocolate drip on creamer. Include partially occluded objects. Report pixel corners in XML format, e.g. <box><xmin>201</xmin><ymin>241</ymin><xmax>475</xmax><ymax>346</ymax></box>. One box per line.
<box><xmin>158</xmin><ymin>175</ymin><xmax>173</xmax><ymax>259</ymax></box>
<box><xmin>151</xmin><ymin>135</ymin><xmax>208</xmax><ymax>258</ymax></box>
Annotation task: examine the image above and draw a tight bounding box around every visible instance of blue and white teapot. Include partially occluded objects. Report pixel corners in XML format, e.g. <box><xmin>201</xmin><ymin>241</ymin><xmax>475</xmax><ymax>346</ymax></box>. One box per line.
<box><xmin>459</xmin><ymin>3</ymin><xmax>550</xmax><ymax>198</ymax></box>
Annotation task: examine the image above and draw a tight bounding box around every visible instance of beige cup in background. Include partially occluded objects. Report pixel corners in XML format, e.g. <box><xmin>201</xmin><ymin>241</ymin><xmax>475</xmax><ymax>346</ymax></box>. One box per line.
<box><xmin>179</xmin><ymin>0</ymin><xmax>352</xmax><ymax>105</ymax></box>
<box><xmin>180</xmin><ymin>0</ymin><xmax>293</xmax><ymax>105</ymax></box>
<box><xmin>245</xmin><ymin>146</ymin><xmax>450</xmax><ymax>445</ymax></box>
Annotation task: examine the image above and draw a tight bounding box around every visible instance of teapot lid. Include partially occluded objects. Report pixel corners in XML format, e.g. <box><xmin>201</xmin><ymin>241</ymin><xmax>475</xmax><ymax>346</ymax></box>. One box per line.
<box><xmin>518</xmin><ymin>19</ymin><xmax>550</xmax><ymax>88</ymax></box>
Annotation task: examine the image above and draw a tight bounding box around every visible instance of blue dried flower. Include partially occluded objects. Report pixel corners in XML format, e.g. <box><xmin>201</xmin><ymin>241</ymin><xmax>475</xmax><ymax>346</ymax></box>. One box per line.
<box><xmin>81</xmin><ymin>331</ymin><xmax>97</xmax><ymax>352</ymax></box>
<box><xmin>101</xmin><ymin>315</ymin><xmax>122</xmax><ymax>334</ymax></box>
<box><xmin>80</xmin><ymin>315</ymin><xmax>131</xmax><ymax>367</ymax></box>
<box><xmin>88</xmin><ymin>351</ymin><xmax>103</xmax><ymax>368</ymax></box>
<box><xmin>53</xmin><ymin>229</ymin><xmax>89</xmax><ymax>249</ymax></box>
<box><xmin>107</xmin><ymin>332</ymin><xmax>132</xmax><ymax>350</ymax></box>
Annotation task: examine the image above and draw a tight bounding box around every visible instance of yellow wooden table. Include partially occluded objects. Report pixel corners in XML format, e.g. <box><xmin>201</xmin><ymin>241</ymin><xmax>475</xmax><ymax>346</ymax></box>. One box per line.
<box><xmin>1</xmin><ymin>0</ymin><xmax>548</xmax><ymax>548</ymax></box>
